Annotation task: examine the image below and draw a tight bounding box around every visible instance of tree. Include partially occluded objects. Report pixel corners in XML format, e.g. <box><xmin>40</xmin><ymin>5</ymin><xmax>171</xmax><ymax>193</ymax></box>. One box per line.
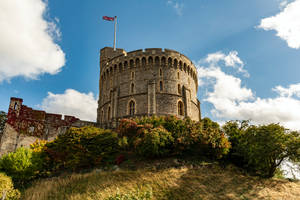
<box><xmin>0</xmin><ymin>111</ymin><xmax>7</xmax><ymax>136</ymax></box>
<box><xmin>223</xmin><ymin>121</ymin><xmax>300</xmax><ymax>178</ymax></box>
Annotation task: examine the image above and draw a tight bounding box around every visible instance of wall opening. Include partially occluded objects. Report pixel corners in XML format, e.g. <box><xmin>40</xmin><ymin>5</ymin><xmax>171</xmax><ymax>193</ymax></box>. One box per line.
<box><xmin>178</xmin><ymin>84</ymin><xmax>181</xmax><ymax>94</ymax></box>
<box><xmin>160</xmin><ymin>81</ymin><xmax>163</xmax><ymax>91</ymax></box>
<box><xmin>178</xmin><ymin>101</ymin><xmax>184</xmax><ymax>116</ymax></box>
<box><xmin>131</xmin><ymin>83</ymin><xmax>134</xmax><ymax>93</ymax></box>
<box><xmin>129</xmin><ymin>100</ymin><xmax>135</xmax><ymax>116</ymax></box>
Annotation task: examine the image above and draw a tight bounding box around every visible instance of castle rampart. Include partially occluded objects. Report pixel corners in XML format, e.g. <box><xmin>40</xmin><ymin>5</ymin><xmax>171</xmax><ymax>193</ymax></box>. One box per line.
<box><xmin>97</xmin><ymin>47</ymin><xmax>201</xmax><ymax>128</ymax></box>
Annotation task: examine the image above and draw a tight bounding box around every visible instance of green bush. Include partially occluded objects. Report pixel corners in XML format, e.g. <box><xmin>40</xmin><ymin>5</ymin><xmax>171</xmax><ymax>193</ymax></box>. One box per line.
<box><xmin>134</xmin><ymin>126</ymin><xmax>174</xmax><ymax>158</ymax></box>
<box><xmin>0</xmin><ymin>147</ymin><xmax>44</xmax><ymax>187</ymax></box>
<box><xmin>43</xmin><ymin>126</ymin><xmax>120</xmax><ymax>171</ymax></box>
<box><xmin>223</xmin><ymin>121</ymin><xmax>300</xmax><ymax>178</ymax></box>
<box><xmin>0</xmin><ymin>173</ymin><xmax>20</xmax><ymax>200</ymax></box>
<box><xmin>117</xmin><ymin>116</ymin><xmax>231</xmax><ymax>159</ymax></box>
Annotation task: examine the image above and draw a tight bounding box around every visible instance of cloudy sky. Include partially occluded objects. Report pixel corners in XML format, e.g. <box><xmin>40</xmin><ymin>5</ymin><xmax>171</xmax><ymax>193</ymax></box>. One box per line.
<box><xmin>0</xmin><ymin>0</ymin><xmax>300</xmax><ymax>130</ymax></box>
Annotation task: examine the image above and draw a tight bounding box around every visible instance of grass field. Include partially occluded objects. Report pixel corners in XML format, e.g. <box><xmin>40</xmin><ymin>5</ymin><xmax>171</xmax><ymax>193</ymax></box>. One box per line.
<box><xmin>21</xmin><ymin>158</ymin><xmax>300</xmax><ymax>200</ymax></box>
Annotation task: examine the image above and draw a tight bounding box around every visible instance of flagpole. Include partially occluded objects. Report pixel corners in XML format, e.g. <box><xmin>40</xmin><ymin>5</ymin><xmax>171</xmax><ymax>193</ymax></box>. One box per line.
<box><xmin>113</xmin><ymin>16</ymin><xmax>117</xmax><ymax>51</ymax></box>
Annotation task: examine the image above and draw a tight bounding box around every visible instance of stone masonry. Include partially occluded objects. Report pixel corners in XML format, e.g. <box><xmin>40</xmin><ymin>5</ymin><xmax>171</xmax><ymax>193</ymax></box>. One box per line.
<box><xmin>97</xmin><ymin>47</ymin><xmax>201</xmax><ymax>128</ymax></box>
<box><xmin>0</xmin><ymin>97</ymin><xmax>96</xmax><ymax>155</ymax></box>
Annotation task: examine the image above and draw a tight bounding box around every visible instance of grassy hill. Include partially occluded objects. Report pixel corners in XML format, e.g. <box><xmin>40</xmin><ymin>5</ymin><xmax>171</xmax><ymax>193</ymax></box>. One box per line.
<box><xmin>22</xmin><ymin>158</ymin><xmax>300</xmax><ymax>200</ymax></box>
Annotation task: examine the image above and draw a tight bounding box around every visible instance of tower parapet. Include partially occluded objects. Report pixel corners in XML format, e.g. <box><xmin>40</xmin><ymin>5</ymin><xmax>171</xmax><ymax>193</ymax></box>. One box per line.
<box><xmin>97</xmin><ymin>47</ymin><xmax>201</xmax><ymax>128</ymax></box>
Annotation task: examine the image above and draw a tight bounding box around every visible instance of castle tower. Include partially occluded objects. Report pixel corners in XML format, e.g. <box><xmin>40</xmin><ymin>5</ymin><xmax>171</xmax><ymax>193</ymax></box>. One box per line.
<box><xmin>97</xmin><ymin>47</ymin><xmax>201</xmax><ymax>128</ymax></box>
<box><xmin>8</xmin><ymin>97</ymin><xmax>23</xmax><ymax>119</ymax></box>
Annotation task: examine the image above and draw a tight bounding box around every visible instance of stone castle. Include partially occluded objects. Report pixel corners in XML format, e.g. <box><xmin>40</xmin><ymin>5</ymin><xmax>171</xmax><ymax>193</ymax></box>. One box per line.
<box><xmin>98</xmin><ymin>47</ymin><xmax>201</xmax><ymax>128</ymax></box>
<box><xmin>0</xmin><ymin>47</ymin><xmax>201</xmax><ymax>155</ymax></box>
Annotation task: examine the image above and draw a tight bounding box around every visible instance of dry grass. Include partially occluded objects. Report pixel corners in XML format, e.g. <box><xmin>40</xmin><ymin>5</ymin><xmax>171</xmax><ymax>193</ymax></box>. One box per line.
<box><xmin>22</xmin><ymin>162</ymin><xmax>300</xmax><ymax>200</ymax></box>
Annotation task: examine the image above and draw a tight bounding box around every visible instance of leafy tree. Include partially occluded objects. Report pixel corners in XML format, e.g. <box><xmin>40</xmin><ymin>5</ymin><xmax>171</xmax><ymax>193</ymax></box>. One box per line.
<box><xmin>223</xmin><ymin>121</ymin><xmax>300</xmax><ymax>178</ymax></box>
<box><xmin>0</xmin><ymin>111</ymin><xmax>7</xmax><ymax>136</ymax></box>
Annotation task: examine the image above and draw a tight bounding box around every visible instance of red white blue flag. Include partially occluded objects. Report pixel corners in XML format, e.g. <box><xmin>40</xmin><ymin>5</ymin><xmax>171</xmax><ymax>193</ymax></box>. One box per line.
<box><xmin>102</xmin><ymin>16</ymin><xmax>115</xmax><ymax>21</ymax></box>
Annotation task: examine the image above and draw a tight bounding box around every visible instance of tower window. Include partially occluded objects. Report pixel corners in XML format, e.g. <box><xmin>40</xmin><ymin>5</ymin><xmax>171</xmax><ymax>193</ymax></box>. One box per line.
<box><xmin>14</xmin><ymin>102</ymin><xmax>18</xmax><ymax>110</ymax></box>
<box><xmin>131</xmin><ymin>71</ymin><xmax>135</xmax><ymax>79</ymax></box>
<box><xmin>178</xmin><ymin>84</ymin><xmax>181</xmax><ymax>94</ymax></box>
<box><xmin>155</xmin><ymin>56</ymin><xmax>160</xmax><ymax>67</ymax></box>
<box><xmin>178</xmin><ymin>101</ymin><xmax>184</xmax><ymax>116</ymax></box>
<box><xmin>129</xmin><ymin>100</ymin><xmax>135</xmax><ymax>116</ymax></box>
<box><xmin>131</xmin><ymin>83</ymin><xmax>134</xmax><ymax>93</ymax></box>
<box><xmin>177</xmin><ymin>72</ymin><xmax>180</xmax><ymax>79</ymax></box>
<box><xmin>142</xmin><ymin>57</ymin><xmax>146</xmax><ymax>67</ymax></box>
<box><xmin>168</xmin><ymin>57</ymin><xmax>172</xmax><ymax>67</ymax></box>
<box><xmin>159</xmin><ymin>68</ymin><xmax>162</xmax><ymax>77</ymax></box>
<box><xmin>108</xmin><ymin>107</ymin><xmax>111</xmax><ymax>120</ymax></box>
<box><xmin>160</xmin><ymin>81</ymin><xmax>163</xmax><ymax>91</ymax></box>
<box><xmin>148</xmin><ymin>57</ymin><xmax>153</xmax><ymax>65</ymax></box>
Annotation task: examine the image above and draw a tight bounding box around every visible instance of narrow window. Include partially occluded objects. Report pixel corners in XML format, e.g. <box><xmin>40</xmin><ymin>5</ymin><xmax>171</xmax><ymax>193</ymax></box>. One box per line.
<box><xmin>160</xmin><ymin>81</ymin><xmax>163</xmax><ymax>91</ymax></box>
<box><xmin>159</xmin><ymin>68</ymin><xmax>162</xmax><ymax>77</ymax></box>
<box><xmin>178</xmin><ymin>84</ymin><xmax>181</xmax><ymax>94</ymax></box>
<box><xmin>161</xmin><ymin>57</ymin><xmax>166</xmax><ymax>66</ymax></box>
<box><xmin>168</xmin><ymin>57</ymin><xmax>172</xmax><ymax>67</ymax></box>
<box><xmin>174</xmin><ymin>59</ymin><xmax>178</xmax><ymax>68</ymax></box>
<box><xmin>14</xmin><ymin>102</ymin><xmax>18</xmax><ymax>110</ymax></box>
<box><xmin>131</xmin><ymin>83</ymin><xmax>134</xmax><ymax>93</ymax></box>
<box><xmin>108</xmin><ymin>107</ymin><xmax>111</xmax><ymax>120</ymax></box>
<box><xmin>148</xmin><ymin>57</ymin><xmax>153</xmax><ymax>65</ymax></box>
<box><xmin>131</xmin><ymin>71</ymin><xmax>135</xmax><ymax>79</ymax></box>
<box><xmin>129</xmin><ymin>101</ymin><xmax>135</xmax><ymax>116</ymax></box>
<box><xmin>155</xmin><ymin>56</ymin><xmax>160</xmax><ymax>67</ymax></box>
<box><xmin>142</xmin><ymin>57</ymin><xmax>146</xmax><ymax>67</ymax></box>
<box><xmin>178</xmin><ymin>101</ymin><xmax>184</xmax><ymax>116</ymax></box>
<box><xmin>136</xmin><ymin>58</ymin><xmax>140</xmax><ymax>67</ymax></box>
<box><xmin>130</xmin><ymin>59</ymin><xmax>134</xmax><ymax>68</ymax></box>
<box><xmin>177</xmin><ymin>72</ymin><xmax>180</xmax><ymax>79</ymax></box>
<box><xmin>124</xmin><ymin>61</ymin><xmax>128</xmax><ymax>69</ymax></box>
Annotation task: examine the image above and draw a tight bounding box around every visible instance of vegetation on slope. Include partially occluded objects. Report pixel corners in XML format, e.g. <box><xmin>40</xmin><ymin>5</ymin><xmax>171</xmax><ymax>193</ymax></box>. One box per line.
<box><xmin>22</xmin><ymin>159</ymin><xmax>300</xmax><ymax>200</ymax></box>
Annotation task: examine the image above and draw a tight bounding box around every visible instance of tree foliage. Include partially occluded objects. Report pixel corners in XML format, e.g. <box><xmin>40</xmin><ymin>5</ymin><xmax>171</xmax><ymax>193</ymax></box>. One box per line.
<box><xmin>223</xmin><ymin>121</ymin><xmax>300</xmax><ymax>178</ymax></box>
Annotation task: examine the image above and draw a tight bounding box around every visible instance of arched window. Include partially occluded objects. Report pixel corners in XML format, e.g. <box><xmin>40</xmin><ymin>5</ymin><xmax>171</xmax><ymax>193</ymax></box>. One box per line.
<box><xmin>178</xmin><ymin>101</ymin><xmax>184</xmax><ymax>116</ymax></box>
<box><xmin>168</xmin><ymin>57</ymin><xmax>172</xmax><ymax>67</ymax></box>
<box><xmin>14</xmin><ymin>102</ymin><xmax>18</xmax><ymax>110</ymax></box>
<box><xmin>160</xmin><ymin>81</ymin><xmax>163</xmax><ymax>91</ymax></box>
<box><xmin>130</xmin><ymin>59</ymin><xmax>134</xmax><ymax>68</ymax></box>
<box><xmin>161</xmin><ymin>57</ymin><xmax>166</xmax><ymax>66</ymax></box>
<box><xmin>136</xmin><ymin>58</ymin><xmax>140</xmax><ymax>67</ymax></box>
<box><xmin>148</xmin><ymin>57</ymin><xmax>153</xmax><ymax>66</ymax></box>
<box><xmin>174</xmin><ymin>59</ymin><xmax>178</xmax><ymax>68</ymax></box>
<box><xmin>129</xmin><ymin>101</ymin><xmax>135</xmax><ymax>116</ymax></box>
<box><xmin>124</xmin><ymin>61</ymin><xmax>128</xmax><ymax>69</ymax></box>
<box><xmin>114</xmin><ymin>64</ymin><xmax>117</xmax><ymax>72</ymax></box>
<box><xmin>178</xmin><ymin>84</ymin><xmax>181</xmax><ymax>94</ymax></box>
<box><xmin>184</xmin><ymin>63</ymin><xmax>186</xmax><ymax>72</ymax></box>
<box><xmin>108</xmin><ymin>107</ymin><xmax>111</xmax><ymax>120</ymax></box>
<box><xmin>179</xmin><ymin>61</ymin><xmax>182</xmax><ymax>70</ymax></box>
<box><xmin>155</xmin><ymin>56</ymin><xmax>160</xmax><ymax>67</ymax></box>
<box><xmin>131</xmin><ymin>83</ymin><xmax>134</xmax><ymax>93</ymax></box>
<box><xmin>119</xmin><ymin>63</ymin><xmax>123</xmax><ymax>72</ymax></box>
<box><xmin>142</xmin><ymin>57</ymin><xmax>146</xmax><ymax>67</ymax></box>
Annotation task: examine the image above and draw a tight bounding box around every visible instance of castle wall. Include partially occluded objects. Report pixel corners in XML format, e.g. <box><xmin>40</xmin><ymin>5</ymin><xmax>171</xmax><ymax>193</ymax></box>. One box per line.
<box><xmin>98</xmin><ymin>47</ymin><xmax>201</xmax><ymax>127</ymax></box>
<box><xmin>0</xmin><ymin>98</ymin><xmax>97</xmax><ymax>155</ymax></box>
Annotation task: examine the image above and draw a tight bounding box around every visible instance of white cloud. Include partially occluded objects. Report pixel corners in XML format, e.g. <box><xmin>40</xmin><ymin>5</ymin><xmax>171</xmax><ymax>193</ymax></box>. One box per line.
<box><xmin>198</xmin><ymin>51</ymin><xmax>300</xmax><ymax>131</ymax></box>
<box><xmin>167</xmin><ymin>0</ymin><xmax>184</xmax><ymax>16</ymax></box>
<box><xmin>203</xmin><ymin>51</ymin><xmax>249</xmax><ymax>77</ymax></box>
<box><xmin>258</xmin><ymin>0</ymin><xmax>300</xmax><ymax>49</ymax></box>
<box><xmin>0</xmin><ymin>0</ymin><xmax>65</xmax><ymax>82</ymax></box>
<box><xmin>40</xmin><ymin>89</ymin><xmax>97</xmax><ymax>122</ymax></box>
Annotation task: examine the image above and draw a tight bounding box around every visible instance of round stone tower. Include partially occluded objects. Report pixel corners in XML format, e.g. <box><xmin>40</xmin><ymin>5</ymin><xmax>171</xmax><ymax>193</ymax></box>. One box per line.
<box><xmin>97</xmin><ymin>47</ymin><xmax>201</xmax><ymax>128</ymax></box>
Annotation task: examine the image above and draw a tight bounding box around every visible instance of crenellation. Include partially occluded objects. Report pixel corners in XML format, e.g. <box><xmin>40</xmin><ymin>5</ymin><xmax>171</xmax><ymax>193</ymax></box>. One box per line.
<box><xmin>97</xmin><ymin>47</ymin><xmax>201</xmax><ymax>127</ymax></box>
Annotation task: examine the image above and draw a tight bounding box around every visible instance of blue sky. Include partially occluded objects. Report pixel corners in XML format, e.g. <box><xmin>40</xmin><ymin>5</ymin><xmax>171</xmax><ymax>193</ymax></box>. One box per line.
<box><xmin>1</xmin><ymin>0</ymin><xmax>300</xmax><ymax>129</ymax></box>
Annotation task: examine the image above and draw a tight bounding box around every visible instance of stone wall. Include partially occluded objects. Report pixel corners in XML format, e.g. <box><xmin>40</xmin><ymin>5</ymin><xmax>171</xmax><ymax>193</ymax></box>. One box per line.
<box><xmin>0</xmin><ymin>97</ymin><xmax>97</xmax><ymax>155</ymax></box>
<box><xmin>97</xmin><ymin>47</ymin><xmax>201</xmax><ymax>128</ymax></box>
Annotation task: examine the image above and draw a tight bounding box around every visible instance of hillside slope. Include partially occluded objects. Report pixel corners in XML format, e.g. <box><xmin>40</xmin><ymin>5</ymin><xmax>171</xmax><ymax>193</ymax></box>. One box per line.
<box><xmin>22</xmin><ymin>159</ymin><xmax>300</xmax><ymax>200</ymax></box>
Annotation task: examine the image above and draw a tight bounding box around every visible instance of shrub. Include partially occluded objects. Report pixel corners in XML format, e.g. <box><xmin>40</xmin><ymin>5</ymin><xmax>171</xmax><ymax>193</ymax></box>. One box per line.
<box><xmin>223</xmin><ymin>121</ymin><xmax>300</xmax><ymax>177</ymax></box>
<box><xmin>133</xmin><ymin>126</ymin><xmax>174</xmax><ymax>158</ymax></box>
<box><xmin>44</xmin><ymin>126</ymin><xmax>120</xmax><ymax>171</ymax></box>
<box><xmin>0</xmin><ymin>147</ymin><xmax>44</xmax><ymax>187</ymax></box>
<box><xmin>117</xmin><ymin>116</ymin><xmax>231</xmax><ymax>159</ymax></box>
<box><xmin>0</xmin><ymin>173</ymin><xmax>20</xmax><ymax>200</ymax></box>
